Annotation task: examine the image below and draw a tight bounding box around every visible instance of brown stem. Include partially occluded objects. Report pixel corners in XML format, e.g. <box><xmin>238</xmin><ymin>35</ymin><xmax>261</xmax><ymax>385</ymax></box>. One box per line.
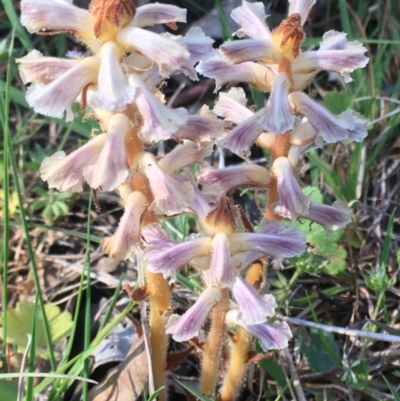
<box><xmin>146</xmin><ymin>271</ymin><xmax>171</xmax><ymax>401</ymax></box>
<box><xmin>220</xmin><ymin>261</ymin><xmax>266</xmax><ymax>401</ymax></box>
<box><xmin>200</xmin><ymin>288</ymin><xmax>230</xmax><ymax>397</ymax></box>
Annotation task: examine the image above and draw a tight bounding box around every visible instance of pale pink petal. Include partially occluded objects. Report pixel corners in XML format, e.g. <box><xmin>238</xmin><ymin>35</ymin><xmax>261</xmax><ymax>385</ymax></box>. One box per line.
<box><xmin>40</xmin><ymin>134</ymin><xmax>107</xmax><ymax>193</ymax></box>
<box><xmin>219</xmin><ymin>111</ymin><xmax>265</xmax><ymax>157</ymax></box>
<box><xmin>214</xmin><ymin>88</ymin><xmax>253</xmax><ymax>124</ymax></box>
<box><xmin>290</xmin><ymin>92</ymin><xmax>367</xmax><ymax>143</ymax></box>
<box><xmin>232</xmin><ymin>277</ymin><xmax>277</xmax><ymax>325</ymax></box>
<box><xmin>258</xmin><ymin>73</ymin><xmax>295</xmax><ymax>134</ymax></box>
<box><xmin>88</xmin><ymin>42</ymin><xmax>136</xmax><ymax>110</ymax></box>
<box><xmin>205</xmin><ymin>233</ymin><xmax>235</xmax><ymax>287</ymax></box>
<box><xmin>17</xmin><ymin>50</ymin><xmax>80</xmax><ymax>85</ymax></box>
<box><xmin>141</xmin><ymin>223</ymin><xmax>176</xmax><ymax>248</ymax></box>
<box><xmin>290</xmin><ymin>119</ymin><xmax>317</xmax><ymax>145</ymax></box>
<box><xmin>134</xmin><ymin>3</ymin><xmax>186</xmax><ymax>27</ymax></box>
<box><xmin>25</xmin><ymin>56</ymin><xmax>99</xmax><ymax>121</ymax></box>
<box><xmin>137</xmin><ymin>152</ymin><xmax>194</xmax><ymax>215</ymax></box>
<box><xmin>118</xmin><ymin>27</ymin><xmax>196</xmax><ymax>79</ymax></box>
<box><xmin>304</xmin><ymin>200</ymin><xmax>352</xmax><ymax>231</ymax></box>
<box><xmin>272</xmin><ymin>156</ymin><xmax>310</xmax><ymax>219</ymax></box>
<box><xmin>199</xmin><ymin>164</ymin><xmax>271</xmax><ymax>193</ymax></box>
<box><xmin>130</xmin><ymin>75</ymin><xmax>188</xmax><ymax>142</ymax></box>
<box><xmin>181</xmin><ymin>27</ymin><xmax>215</xmax><ymax>63</ymax></box>
<box><xmin>172</xmin><ymin>109</ymin><xmax>224</xmax><ymax>143</ymax></box>
<box><xmin>292</xmin><ymin>31</ymin><xmax>368</xmax><ymax>83</ymax></box>
<box><xmin>288</xmin><ymin>0</ymin><xmax>316</xmax><ymax>25</ymax></box>
<box><xmin>144</xmin><ymin>237</ymin><xmax>212</xmax><ymax>275</ymax></box>
<box><xmin>101</xmin><ymin>191</ymin><xmax>148</xmax><ymax>260</ymax></box>
<box><xmin>159</xmin><ymin>141</ymin><xmax>213</xmax><ymax>174</ymax></box>
<box><xmin>187</xmin><ymin>185</ymin><xmax>213</xmax><ymax>221</ymax></box>
<box><xmin>166</xmin><ymin>288</ymin><xmax>222</xmax><ymax>342</ymax></box>
<box><xmin>227</xmin><ymin>309</ymin><xmax>292</xmax><ymax>351</ymax></box>
<box><xmin>21</xmin><ymin>0</ymin><xmax>96</xmax><ymax>46</ymax></box>
<box><xmin>197</xmin><ymin>57</ymin><xmax>273</xmax><ymax>91</ymax></box>
<box><xmin>229</xmin><ymin>223</ymin><xmax>306</xmax><ymax>260</ymax></box>
<box><xmin>220</xmin><ymin>39</ymin><xmax>280</xmax><ymax>65</ymax></box>
<box><xmin>231</xmin><ymin>1</ymin><xmax>271</xmax><ymax>40</ymax></box>
<box><xmin>83</xmin><ymin>114</ymin><xmax>130</xmax><ymax>191</ymax></box>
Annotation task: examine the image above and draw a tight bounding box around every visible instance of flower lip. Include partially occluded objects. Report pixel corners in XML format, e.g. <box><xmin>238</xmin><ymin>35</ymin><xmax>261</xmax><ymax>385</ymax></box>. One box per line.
<box><xmin>166</xmin><ymin>288</ymin><xmax>222</xmax><ymax>342</ymax></box>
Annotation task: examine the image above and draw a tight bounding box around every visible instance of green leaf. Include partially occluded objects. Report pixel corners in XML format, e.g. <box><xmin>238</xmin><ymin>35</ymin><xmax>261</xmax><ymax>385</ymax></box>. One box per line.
<box><xmin>299</xmin><ymin>329</ymin><xmax>340</xmax><ymax>372</ymax></box>
<box><xmin>321</xmin><ymin>91</ymin><xmax>353</xmax><ymax>114</ymax></box>
<box><xmin>0</xmin><ymin>301</ymin><xmax>73</xmax><ymax>359</ymax></box>
<box><xmin>0</xmin><ymin>379</ymin><xmax>18</xmax><ymax>401</ymax></box>
<box><xmin>176</xmin><ymin>380</ymin><xmax>214</xmax><ymax>401</ymax></box>
<box><xmin>382</xmin><ymin>375</ymin><xmax>400</xmax><ymax>401</ymax></box>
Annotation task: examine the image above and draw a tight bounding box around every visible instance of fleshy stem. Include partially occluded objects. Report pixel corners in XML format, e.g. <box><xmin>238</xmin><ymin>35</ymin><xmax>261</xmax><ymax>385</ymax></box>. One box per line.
<box><xmin>125</xmin><ymin>104</ymin><xmax>170</xmax><ymax>400</ymax></box>
<box><xmin>220</xmin><ymin>261</ymin><xmax>265</xmax><ymax>401</ymax></box>
<box><xmin>200</xmin><ymin>288</ymin><xmax>230</xmax><ymax>397</ymax></box>
<box><xmin>146</xmin><ymin>271</ymin><xmax>171</xmax><ymax>401</ymax></box>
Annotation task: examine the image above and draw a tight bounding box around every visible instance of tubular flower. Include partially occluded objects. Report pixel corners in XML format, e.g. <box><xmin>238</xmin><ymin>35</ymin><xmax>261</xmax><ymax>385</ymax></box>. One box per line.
<box><xmin>198</xmin><ymin>0</ymin><xmax>368</xmax><ymax>137</ymax></box>
<box><xmin>18</xmin><ymin>0</ymin><xmax>213</xmax><ymax>122</ymax></box>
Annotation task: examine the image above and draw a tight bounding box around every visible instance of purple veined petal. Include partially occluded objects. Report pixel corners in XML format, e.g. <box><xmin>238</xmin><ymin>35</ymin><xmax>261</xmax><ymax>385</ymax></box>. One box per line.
<box><xmin>258</xmin><ymin>73</ymin><xmax>295</xmax><ymax>134</ymax></box>
<box><xmin>199</xmin><ymin>164</ymin><xmax>271</xmax><ymax>193</ymax></box>
<box><xmin>272</xmin><ymin>156</ymin><xmax>310</xmax><ymax>220</ymax></box>
<box><xmin>220</xmin><ymin>38</ymin><xmax>280</xmax><ymax>65</ymax></box>
<box><xmin>196</xmin><ymin>57</ymin><xmax>273</xmax><ymax>92</ymax></box>
<box><xmin>304</xmin><ymin>200</ymin><xmax>352</xmax><ymax>232</ymax></box>
<box><xmin>205</xmin><ymin>233</ymin><xmax>235</xmax><ymax>287</ymax></box>
<box><xmin>229</xmin><ymin>224</ymin><xmax>306</xmax><ymax>259</ymax></box>
<box><xmin>166</xmin><ymin>288</ymin><xmax>222</xmax><ymax>342</ymax></box>
<box><xmin>226</xmin><ymin>309</ymin><xmax>292</xmax><ymax>351</ymax></box>
<box><xmin>158</xmin><ymin>141</ymin><xmax>214</xmax><ymax>174</ymax></box>
<box><xmin>288</xmin><ymin>0</ymin><xmax>316</xmax><ymax>26</ymax></box>
<box><xmin>214</xmin><ymin>88</ymin><xmax>253</xmax><ymax>124</ymax></box>
<box><xmin>130</xmin><ymin>75</ymin><xmax>188</xmax><ymax>142</ymax></box>
<box><xmin>136</xmin><ymin>152</ymin><xmax>194</xmax><ymax>215</ymax></box>
<box><xmin>172</xmin><ymin>107</ymin><xmax>224</xmax><ymax>142</ymax></box>
<box><xmin>231</xmin><ymin>1</ymin><xmax>271</xmax><ymax>40</ymax></box>
<box><xmin>83</xmin><ymin>113</ymin><xmax>130</xmax><ymax>191</ymax></box>
<box><xmin>133</xmin><ymin>3</ymin><xmax>186</xmax><ymax>28</ymax></box>
<box><xmin>25</xmin><ymin>56</ymin><xmax>99</xmax><ymax>121</ymax></box>
<box><xmin>141</xmin><ymin>223</ymin><xmax>177</xmax><ymax>248</ymax></box>
<box><xmin>88</xmin><ymin>42</ymin><xmax>136</xmax><ymax>111</ymax></box>
<box><xmin>187</xmin><ymin>185</ymin><xmax>213</xmax><ymax>221</ymax></box>
<box><xmin>181</xmin><ymin>27</ymin><xmax>216</xmax><ymax>63</ymax></box>
<box><xmin>219</xmin><ymin>111</ymin><xmax>265</xmax><ymax>157</ymax></box>
<box><xmin>144</xmin><ymin>236</ymin><xmax>212</xmax><ymax>275</ymax></box>
<box><xmin>17</xmin><ymin>50</ymin><xmax>80</xmax><ymax>85</ymax></box>
<box><xmin>118</xmin><ymin>27</ymin><xmax>196</xmax><ymax>79</ymax></box>
<box><xmin>21</xmin><ymin>0</ymin><xmax>96</xmax><ymax>48</ymax></box>
<box><xmin>101</xmin><ymin>191</ymin><xmax>148</xmax><ymax>260</ymax></box>
<box><xmin>232</xmin><ymin>277</ymin><xmax>277</xmax><ymax>325</ymax></box>
<box><xmin>40</xmin><ymin>134</ymin><xmax>107</xmax><ymax>193</ymax></box>
<box><xmin>292</xmin><ymin>31</ymin><xmax>368</xmax><ymax>83</ymax></box>
<box><xmin>290</xmin><ymin>92</ymin><xmax>367</xmax><ymax>143</ymax></box>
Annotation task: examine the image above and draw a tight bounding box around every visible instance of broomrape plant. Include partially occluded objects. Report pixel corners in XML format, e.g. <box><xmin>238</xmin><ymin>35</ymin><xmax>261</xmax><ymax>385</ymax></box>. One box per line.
<box><xmin>18</xmin><ymin>0</ymin><xmax>368</xmax><ymax>399</ymax></box>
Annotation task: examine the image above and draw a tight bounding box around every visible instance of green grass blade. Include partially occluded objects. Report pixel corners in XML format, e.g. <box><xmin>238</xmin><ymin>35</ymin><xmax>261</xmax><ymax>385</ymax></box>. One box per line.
<box><xmin>25</xmin><ymin>294</ymin><xmax>39</xmax><ymax>401</ymax></box>
<box><xmin>382</xmin><ymin>375</ymin><xmax>400</xmax><ymax>401</ymax></box>
<box><xmin>83</xmin><ymin>191</ymin><xmax>93</xmax><ymax>401</ymax></box>
<box><xmin>215</xmin><ymin>0</ymin><xmax>232</xmax><ymax>41</ymax></box>
<box><xmin>380</xmin><ymin>208</ymin><xmax>396</xmax><ymax>266</ymax></box>
<box><xmin>98</xmin><ymin>275</ymin><xmax>124</xmax><ymax>332</ymax></box>
<box><xmin>1</xmin><ymin>0</ymin><xmax>33</xmax><ymax>49</ymax></box>
<box><xmin>0</xmin><ymin>30</ymin><xmax>14</xmax><ymax>374</ymax></box>
<box><xmin>5</xmin><ymin>68</ymin><xmax>56</xmax><ymax>371</ymax></box>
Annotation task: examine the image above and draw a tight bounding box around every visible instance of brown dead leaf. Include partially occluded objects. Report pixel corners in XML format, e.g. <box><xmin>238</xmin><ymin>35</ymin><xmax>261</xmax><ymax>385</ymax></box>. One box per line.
<box><xmin>122</xmin><ymin>284</ymin><xmax>149</xmax><ymax>302</ymax></box>
<box><xmin>166</xmin><ymin>346</ymin><xmax>194</xmax><ymax>371</ymax></box>
<box><xmin>88</xmin><ymin>336</ymin><xmax>148</xmax><ymax>401</ymax></box>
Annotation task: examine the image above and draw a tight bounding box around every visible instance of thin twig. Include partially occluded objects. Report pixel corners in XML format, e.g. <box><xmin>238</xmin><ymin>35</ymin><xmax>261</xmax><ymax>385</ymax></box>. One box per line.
<box><xmin>282</xmin><ymin>347</ymin><xmax>307</xmax><ymax>401</ymax></box>
<box><xmin>279</xmin><ymin>315</ymin><xmax>400</xmax><ymax>343</ymax></box>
